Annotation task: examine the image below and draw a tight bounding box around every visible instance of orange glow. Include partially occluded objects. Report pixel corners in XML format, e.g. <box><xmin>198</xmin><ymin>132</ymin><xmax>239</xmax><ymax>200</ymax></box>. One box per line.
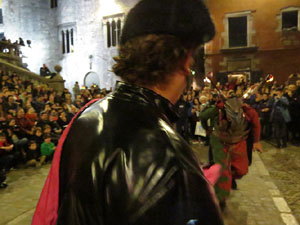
<box><xmin>206</xmin><ymin>72</ymin><xmax>214</xmax><ymax>82</ymax></box>
<box><xmin>204</xmin><ymin>77</ymin><xmax>211</xmax><ymax>83</ymax></box>
<box><xmin>266</xmin><ymin>74</ymin><xmax>274</xmax><ymax>83</ymax></box>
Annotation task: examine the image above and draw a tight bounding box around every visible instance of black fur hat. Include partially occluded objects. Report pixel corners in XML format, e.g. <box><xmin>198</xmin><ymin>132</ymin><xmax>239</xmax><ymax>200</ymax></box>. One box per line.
<box><xmin>120</xmin><ymin>0</ymin><xmax>215</xmax><ymax>47</ymax></box>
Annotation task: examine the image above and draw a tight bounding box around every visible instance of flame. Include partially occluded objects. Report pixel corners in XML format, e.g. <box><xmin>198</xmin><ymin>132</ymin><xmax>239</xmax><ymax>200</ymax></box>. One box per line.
<box><xmin>266</xmin><ymin>74</ymin><xmax>274</xmax><ymax>83</ymax></box>
<box><xmin>206</xmin><ymin>72</ymin><xmax>214</xmax><ymax>80</ymax></box>
<box><xmin>204</xmin><ymin>72</ymin><xmax>213</xmax><ymax>83</ymax></box>
<box><xmin>204</xmin><ymin>77</ymin><xmax>211</xmax><ymax>83</ymax></box>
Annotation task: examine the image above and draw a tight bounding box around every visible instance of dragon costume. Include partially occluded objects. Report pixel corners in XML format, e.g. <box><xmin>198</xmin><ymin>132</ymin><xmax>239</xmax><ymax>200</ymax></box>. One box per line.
<box><xmin>199</xmin><ymin>97</ymin><xmax>260</xmax><ymax>204</ymax></box>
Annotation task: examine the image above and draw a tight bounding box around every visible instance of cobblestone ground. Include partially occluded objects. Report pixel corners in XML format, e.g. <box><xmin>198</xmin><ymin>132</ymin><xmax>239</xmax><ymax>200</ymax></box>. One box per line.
<box><xmin>192</xmin><ymin>141</ymin><xmax>299</xmax><ymax>225</ymax></box>
<box><xmin>0</xmin><ymin>142</ymin><xmax>299</xmax><ymax>225</ymax></box>
<box><xmin>0</xmin><ymin>165</ymin><xmax>50</xmax><ymax>225</ymax></box>
<box><xmin>260</xmin><ymin>141</ymin><xmax>300</xmax><ymax>223</ymax></box>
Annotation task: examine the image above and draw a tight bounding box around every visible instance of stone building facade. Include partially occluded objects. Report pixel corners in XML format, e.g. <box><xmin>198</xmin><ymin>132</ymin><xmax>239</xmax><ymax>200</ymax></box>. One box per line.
<box><xmin>3</xmin><ymin>0</ymin><xmax>299</xmax><ymax>88</ymax></box>
<box><xmin>1</xmin><ymin>0</ymin><xmax>138</xmax><ymax>90</ymax></box>
<box><xmin>205</xmin><ymin>0</ymin><xmax>300</xmax><ymax>84</ymax></box>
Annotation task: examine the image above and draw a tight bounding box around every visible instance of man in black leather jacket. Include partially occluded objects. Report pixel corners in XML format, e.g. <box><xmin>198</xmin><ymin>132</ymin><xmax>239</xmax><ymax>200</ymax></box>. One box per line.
<box><xmin>32</xmin><ymin>0</ymin><xmax>224</xmax><ymax>224</ymax></box>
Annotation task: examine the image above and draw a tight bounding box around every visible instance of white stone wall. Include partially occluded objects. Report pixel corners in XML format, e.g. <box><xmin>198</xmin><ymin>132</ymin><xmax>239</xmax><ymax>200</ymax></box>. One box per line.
<box><xmin>2</xmin><ymin>0</ymin><xmax>59</xmax><ymax>75</ymax></box>
<box><xmin>2</xmin><ymin>0</ymin><xmax>139</xmax><ymax>91</ymax></box>
<box><xmin>55</xmin><ymin>0</ymin><xmax>139</xmax><ymax>90</ymax></box>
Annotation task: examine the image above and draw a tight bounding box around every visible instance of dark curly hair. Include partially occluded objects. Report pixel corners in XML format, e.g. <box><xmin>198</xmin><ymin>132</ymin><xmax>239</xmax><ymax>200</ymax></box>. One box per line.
<box><xmin>113</xmin><ymin>34</ymin><xmax>191</xmax><ymax>87</ymax></box>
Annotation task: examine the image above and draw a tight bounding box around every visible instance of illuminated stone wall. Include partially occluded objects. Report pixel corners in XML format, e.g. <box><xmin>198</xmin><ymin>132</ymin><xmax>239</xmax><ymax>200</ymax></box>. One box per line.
<box><xmin>55</xmin><ymin>0</ymin><xmax>105</xmax><ymax>90</ymax></box>
<box><xmin>2</xmin><ymin>0</ymin><xmax>59</xmax><ymax>77</ymax></box>
<box><xmin>2</xmin><ymin>0</ymin><xmax>139</xmax><ymax>91</ymax></box>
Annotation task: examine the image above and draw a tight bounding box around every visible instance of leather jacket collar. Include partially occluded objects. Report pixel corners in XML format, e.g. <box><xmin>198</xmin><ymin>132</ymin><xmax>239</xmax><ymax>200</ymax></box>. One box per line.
<box><xmin>114</xmin><ymin>82</ymin><xmax>179</xmax><ymax>124</ymax></box>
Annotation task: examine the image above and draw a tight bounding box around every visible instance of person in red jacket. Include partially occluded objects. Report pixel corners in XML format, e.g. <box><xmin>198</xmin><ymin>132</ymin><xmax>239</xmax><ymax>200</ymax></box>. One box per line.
<box><xmin>15</xmin><ymin>108</ymin><xmax>35</xmax><ymax>138</ymax></box>
<box><xmin>243</xmin><ymin>103</ymin><xmax>262</xmax><ymax>165</ymax></box>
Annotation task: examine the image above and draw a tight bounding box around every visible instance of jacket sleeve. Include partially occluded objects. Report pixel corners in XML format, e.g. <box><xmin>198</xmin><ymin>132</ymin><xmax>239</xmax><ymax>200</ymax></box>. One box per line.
<box><xmin>199</xmin><ymin>106</ymin><xmax>218</xmax><ymax>121</ymax></box>
<box><xmin>245</xmin><ymin>106</ymin><xmax>261</xmax><ymax>143</ymax></box>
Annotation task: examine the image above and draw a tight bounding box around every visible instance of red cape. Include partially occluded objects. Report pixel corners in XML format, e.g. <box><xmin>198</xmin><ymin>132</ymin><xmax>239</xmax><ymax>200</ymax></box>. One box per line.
<box><xmin>32</xmin><ymin>99</ymin><xmax>99</xmax><ymax>225</ymax></box>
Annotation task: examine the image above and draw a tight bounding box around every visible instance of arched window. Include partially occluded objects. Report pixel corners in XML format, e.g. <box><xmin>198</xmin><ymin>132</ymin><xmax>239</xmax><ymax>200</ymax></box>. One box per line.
<box><xmin>103</xmin><ymin>13</ymin><xmax>124</xmax><ymax>48</ymax></box>
<box><xmin>111</xmin><ymin>20</ymin><xmax>117</xmax><ymax>47</ymax></box>
<box><xmin>62</xmin><ymin>31</ymin><xmax>65</xmax><ymax>54</ymax></box>
<box><xmin>0</xmin><ymin>9</ymin><xmax>3</xmax><ymax>24</ymax></box>
<box><xmin>60</xmin><ymin>24</ymin><xmax>76</xmax><ymax>55</ymax></box>
<box><xmin>117</xmin><ymin>19</ymin><xmax>122</xmax><ymax>43</ymax></box>
<box><xmin>107</xmin><ymin>21</ymin><xmax>111</xmax><ymax>48</ymax></box>
<box><xmin>66</xmin><ymin>30</ymin><xmax>70</xmax><ymax>53</ymax></box>
<box><xmin>71</xmin><ymin>29</ymin><xmax>74</xmax><ymax>46</ymax></box>
<box><xmin>0</xmin><ymin>33</ymin><xmax>4</xmax><ymax>40</ymax></box>
<box><xmin>51</xmin><ymin>0</ymin><xmax>58</xmax><ymax>8</ymax></box>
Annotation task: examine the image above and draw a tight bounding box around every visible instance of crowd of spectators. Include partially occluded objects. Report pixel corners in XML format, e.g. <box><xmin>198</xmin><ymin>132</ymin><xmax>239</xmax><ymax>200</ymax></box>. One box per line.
<box><xmin>0</xmin><ymin>70</ymin><xmax>109</xmax><ymax>188</ymax></box>
<box><xmin>1</xmin><ymin>69</ymin><xmax>299</xmax><ymax>189</ymax></box>
<box><xmin>175</xmin><ymin>73</ymin><xmax>300</xmax><ymax>149</ymax></box>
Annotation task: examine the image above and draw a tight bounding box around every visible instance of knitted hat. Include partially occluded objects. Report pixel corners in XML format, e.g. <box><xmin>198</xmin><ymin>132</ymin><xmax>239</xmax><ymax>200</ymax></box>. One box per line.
<box><xmin>120</xmin><ymin>0</ymin><xmax>215</xmax><ymax>47</ymax></box>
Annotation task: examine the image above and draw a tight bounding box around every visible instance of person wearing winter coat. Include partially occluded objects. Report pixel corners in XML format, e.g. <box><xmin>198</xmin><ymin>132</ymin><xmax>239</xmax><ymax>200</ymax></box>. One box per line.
<box><xmin>270</xmin><ymin>89</ymin><xmax>291</xmax><ymax>148</ymax></box>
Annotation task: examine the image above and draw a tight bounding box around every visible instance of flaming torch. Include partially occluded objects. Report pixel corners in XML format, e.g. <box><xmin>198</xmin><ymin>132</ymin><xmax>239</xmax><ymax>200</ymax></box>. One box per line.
<box><xmin>203</xmin><ymin>77</ymin><xmax>211</xmax><ymax>83</ymax></box>
<box><xmin>265</xmin><ymin>74</ymin><xmax>274</xmax><ymax>83</ymax></box>
<box><xmin>206</xmin><ymin>72</ymin><xmax>227</xmax><ymax>101</ymax></box>
<box><xmin>205</xmin><ymin>72</ymin><xmax>214</xmax><ymax>85</ymax></box>
<box><xmin>243</xmin><ymin>74</ymin><xmax>274</xmax><ymax>99</ymax></box>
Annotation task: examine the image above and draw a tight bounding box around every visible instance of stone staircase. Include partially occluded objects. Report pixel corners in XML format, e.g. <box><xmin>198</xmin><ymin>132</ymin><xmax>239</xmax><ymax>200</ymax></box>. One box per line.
<box><xmin>0</xmin><ymin>40</ymin><xmax>65</xmax><ymax>94</ymax></box>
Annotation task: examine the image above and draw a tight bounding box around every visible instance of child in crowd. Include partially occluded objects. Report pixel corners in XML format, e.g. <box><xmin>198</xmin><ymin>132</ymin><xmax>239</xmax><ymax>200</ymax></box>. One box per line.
<box><xmin>43</xmin><ymin>124</ymin><xmax>58</xmax><ymax>145</ymax></box>
<box><xmin>31</xmin><ymin>127</ymin><xmax>43</xmax><ymax>155</ymax></box>
<box><xmin>48</xmin><ymin>112</ymin><xmax>62</xmax><ymax>144</ymax></box>
<box><xmin>43</xmin><ymin>124</ymin><xmax>52</xmax><ymax>136</ymax></box>
<box><xmin>26</xmin><ymin>140</ymin><xmax>41</xmax><ymax>167</ymax></box>
<box><xmin>40</xmin><ymin>134</ymin><xmax>55</xmax><ymax>164</ymax></box>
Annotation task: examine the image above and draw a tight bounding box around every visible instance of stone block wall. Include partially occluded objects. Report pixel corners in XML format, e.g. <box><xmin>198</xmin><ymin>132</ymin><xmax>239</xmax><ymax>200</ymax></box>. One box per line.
<box><xmin>53</xmin><ymin>0</ymin><xmax>139</xmax><ymax>90</ymax></box>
